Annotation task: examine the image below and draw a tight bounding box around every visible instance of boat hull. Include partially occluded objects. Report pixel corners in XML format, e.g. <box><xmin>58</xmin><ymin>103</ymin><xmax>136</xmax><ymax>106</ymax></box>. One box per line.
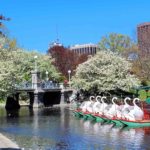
<box><xmin>120</xmin><ymin>120</ymin><xmax>150</xmax><ymax>127</ymax></box>
<box><xmin>102</xmin><ymin>118</ymin><xmax>112</xmax><ymax>124</ymax></box>
<box><xmin>83</xmin><ymin>114</ymin><xmax>94</xmax><ymax>120</ymax></box>
<box><xmin>73</xmin><ymin>110</ymin><xmax>150</xmax><ymax>128</ymax></box>
<box><xmin>92</xmin><ymin>115</ymin><xmax>105</xmax><ymax>123</ymax></box>
<box><xmin>111</xmin><ymin>119</ymin><xmax>125</xmax><ymax>127</ymax></box>
<box><xmin>73</xmin><ymin>111</ymin><xmax>83</xmax><ymax>118</ymax></box>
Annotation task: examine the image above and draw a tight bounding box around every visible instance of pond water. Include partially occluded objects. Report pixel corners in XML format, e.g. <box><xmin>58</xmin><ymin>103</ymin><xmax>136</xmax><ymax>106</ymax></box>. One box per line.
<box><xmin>0</xmin><ymin>105</ymin><xmax>150</xmax><ymax>150</ymax></box>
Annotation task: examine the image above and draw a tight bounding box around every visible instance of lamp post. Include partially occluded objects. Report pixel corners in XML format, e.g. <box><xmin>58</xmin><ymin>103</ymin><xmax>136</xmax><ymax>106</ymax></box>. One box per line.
<box><xmin>45</xmin><ymin>71</ymin><xmax>49</xmax><ymax>81</ymax></box>
<box><xmin>34</xmin><ymin>55</ymin><xmax>38</xmax><ymax>71</ymax></box>
<box><xmin>68</xmin><ymin>70</ymin><xmax>71</xmax><ymax>87</ymax></box>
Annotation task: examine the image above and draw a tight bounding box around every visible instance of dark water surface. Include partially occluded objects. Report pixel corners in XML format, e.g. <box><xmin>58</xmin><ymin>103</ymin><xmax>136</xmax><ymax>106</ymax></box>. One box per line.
<box><xmin>0</xmin><ymin>105</ymin><xmax>150</xmax><ymax>150</ymax></box>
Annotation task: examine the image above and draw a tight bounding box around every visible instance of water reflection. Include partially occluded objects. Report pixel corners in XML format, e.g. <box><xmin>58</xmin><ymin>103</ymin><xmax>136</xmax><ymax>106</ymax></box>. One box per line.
<box><xmin>0</xmin><ymin>106</ymin><xmax>150</xmax><ymax>150</ymax></box>
<box><xmin>120</xmin><ymin>127</ymin><xmax>145</xmax><ymax>150</ymax></box>
<box><xmin>6</xmin><ymin>109</ymin><xmax>20</xmax><ymax>118</ymax></box>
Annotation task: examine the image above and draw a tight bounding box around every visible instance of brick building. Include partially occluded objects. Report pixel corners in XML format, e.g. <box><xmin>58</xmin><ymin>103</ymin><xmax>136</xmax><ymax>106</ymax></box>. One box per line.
<box><xmin>137</xmin><ymin>22</ymin><xmax>150</xmax><ymax>55</ymax></box>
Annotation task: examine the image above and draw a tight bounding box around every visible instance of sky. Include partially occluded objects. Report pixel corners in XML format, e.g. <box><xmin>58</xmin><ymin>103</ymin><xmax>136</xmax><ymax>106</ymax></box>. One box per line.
<box><xmin>1</xmin><ymin>0</ymin><xmax>150</xmax><ymax>53</ymax></box>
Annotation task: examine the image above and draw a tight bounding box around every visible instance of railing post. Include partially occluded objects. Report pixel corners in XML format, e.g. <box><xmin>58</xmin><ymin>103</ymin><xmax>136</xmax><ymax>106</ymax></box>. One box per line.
<box><xmin>31</xmin><ymin>70</ymin><xmax>41</xmax><ymax>107</ymax></box>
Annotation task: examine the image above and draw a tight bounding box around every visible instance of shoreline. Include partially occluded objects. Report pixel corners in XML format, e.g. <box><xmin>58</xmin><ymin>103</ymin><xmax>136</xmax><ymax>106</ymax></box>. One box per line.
<box><xmin>0</xmin><ymin>103</ymin><xmax>20</xmax><ymax>149</ymax></box>
<box><xmin>0</xmin><ymin>133</ymin><xmax>20</xmax><ymax>149</ymax></box>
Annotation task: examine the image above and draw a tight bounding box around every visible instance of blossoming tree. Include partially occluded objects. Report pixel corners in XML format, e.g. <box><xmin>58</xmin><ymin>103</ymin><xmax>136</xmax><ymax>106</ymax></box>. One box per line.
<box><xmin>72</xmin><ymin>51</ymin><xmax>140</xmax><ymax>94</ymax></box>
<box><xmin>0</xmin><ymin>35</ymin><xmax>60</xmax><ymax>98</ymax></box>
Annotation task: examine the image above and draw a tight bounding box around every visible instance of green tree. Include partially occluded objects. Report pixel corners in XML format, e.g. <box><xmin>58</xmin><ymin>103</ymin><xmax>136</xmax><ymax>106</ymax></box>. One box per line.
<box><xmin>0</xmin><ymin>35</ymin><xmax>60</xmax><ymax>98</ymax></box>
<box><xmin>72</xmin><ymin>51</ymin><xmax>140</xmax><ymax>94</ymax></box>
<box><xmin>123</xmin><ymin>45</ymin><xmax>150</xmax><ymax>84</ymax></box>
<box><xmin>98</xmin><ymin>33</ymin><xmax>134</xmax><ymax>53</ymax></box>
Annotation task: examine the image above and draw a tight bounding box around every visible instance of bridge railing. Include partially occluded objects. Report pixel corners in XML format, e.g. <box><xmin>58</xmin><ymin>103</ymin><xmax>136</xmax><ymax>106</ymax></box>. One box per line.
<box><xmin>14</xmin><ymin>82</ymin><xmax>33</xmax><ymax>90</ymax></box>
<box><xmin>15</xmin><ymin>81</ymin><xmax>61</xmax><ymax>90</ymax></box>
<box><xmin>41</xmin><ymin>81</ymin><xmax>60</xmax><ymax>89</ymax></box>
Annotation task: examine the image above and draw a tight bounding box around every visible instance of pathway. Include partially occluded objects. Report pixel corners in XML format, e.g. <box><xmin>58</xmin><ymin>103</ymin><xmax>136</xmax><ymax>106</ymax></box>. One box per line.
<box><xmin>0</xmin><ymin>133</ymin><xmax>20</xmax><ymax>149</ymax></box>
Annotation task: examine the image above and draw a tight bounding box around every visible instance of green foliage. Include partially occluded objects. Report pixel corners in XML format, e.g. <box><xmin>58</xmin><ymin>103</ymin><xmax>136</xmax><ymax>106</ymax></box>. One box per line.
<box><xmin>0</xmin><ymin>99</ymin><xmax>4</xmax><ymax>104</ymax></box>
<box><xmin>129</xmin><ymin>88</ymin><xmax>137</xmax><ymax>95</ymax></box>
<box><xmin>136</xmin><ymin>89</ymin><xmax>150</xmax><ymax>102</ymax></box>
<box><xmin>141</xmin><ymin>80</ymin><xmax>149</xmax><ymax>86</ymax></box>
<box><xmin>0</xmin><ymin>35</ymin><xmax>60</xmax><ymax>98</ymax></box>
<box><xmin>72</xmin><ymin>51</ymin><xmax>140</xmax><ymax>94</ymax></box>
<box><xmin>98</xmin><ymin>33</ymin><xmax>134</xmax><ymax>53</ymax></box>
<box><xmin>138</xmin><ymin>90</ymin><xmax>147</xmax><ymax>101</ymax></box>
<box><xmin>147</xmin><ymin>90</ymin><xmax>150</xmax><ymax>97</ymax></box>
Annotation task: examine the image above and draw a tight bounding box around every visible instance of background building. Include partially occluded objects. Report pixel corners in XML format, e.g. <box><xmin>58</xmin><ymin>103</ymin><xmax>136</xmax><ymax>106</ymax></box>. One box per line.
<box><xmin>137</xmin><ymin>22</ymin><xmax>150</xmax><ymax>55</ymax></box>
<box><xmin>70</xmin><ymin>43</ymin><xmax>97</xmax><ymax>55</ymax></box>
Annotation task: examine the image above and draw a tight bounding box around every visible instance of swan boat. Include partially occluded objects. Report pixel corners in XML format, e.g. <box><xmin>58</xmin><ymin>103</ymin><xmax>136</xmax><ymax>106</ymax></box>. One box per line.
<box><xmin>73</xmin><ymin>97</ymin><xmax>150</xmax><ymax>128</ymax></box>
<box><xmin>74</xmin><ymin>109</ymin><xmax>150</xmax><ymax>127</ymax></box>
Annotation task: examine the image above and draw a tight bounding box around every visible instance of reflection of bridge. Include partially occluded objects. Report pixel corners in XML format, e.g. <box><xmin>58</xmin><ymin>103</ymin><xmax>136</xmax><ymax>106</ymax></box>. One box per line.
<box><xmin>14</xmin><ymin>70</ymin><xmax>73</xmax><ymax>108</ymax></box>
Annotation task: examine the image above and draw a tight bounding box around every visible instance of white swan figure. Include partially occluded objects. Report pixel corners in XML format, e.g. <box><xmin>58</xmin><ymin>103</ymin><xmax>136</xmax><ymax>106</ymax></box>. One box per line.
<box><xmin>79</xmin><ymin>97</ymin><xmax>90</xmax><ymax>110</ymax></box>
<box><xmin>117</xmin><ymin>97</ymin><xmax>133</xmax><ymax>119</ymax></box>
<box><xmin>84</xmin><ymin>96</ymin><xmax>95</xmax><ymax>112</ymax></box>
<box><xmin>122</xmin><ymin>97</ymin><xmax>133</xmax><ymax>113</ymax></box>
<box><xmin>92</xmin><ymin>96</ymin><xmax>101</xmax><ymax>113</ymax></box>
<box><xmin>125</xmin><ymin>98</ymin><xmax>144</xmax><ymax>121</ymax></box>
<box><xmin>79</xmin><ymin>101</ymin><xmax>87</xmax><ymax>110</ymax></box>
<box><xmin>105</xmin><ymin>97</ymin><xmax>119</xmax><ymax>118</ymax></box>
<box><xmin>97</xmin><ymin>96</ymin><xmax>108</xmax><ymax>115</ymax></box>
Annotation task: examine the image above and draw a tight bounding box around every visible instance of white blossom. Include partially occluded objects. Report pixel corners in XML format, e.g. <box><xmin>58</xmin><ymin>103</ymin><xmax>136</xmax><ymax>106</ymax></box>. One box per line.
<box><xmin>0</xmin><ymin>36</ymin><xmax>60</xmax><ymax>98</ymax></box>
<box><xmin>72</xmin><ymin>51</ymin><xmax>140</xmax><ymax>93</ymax></box>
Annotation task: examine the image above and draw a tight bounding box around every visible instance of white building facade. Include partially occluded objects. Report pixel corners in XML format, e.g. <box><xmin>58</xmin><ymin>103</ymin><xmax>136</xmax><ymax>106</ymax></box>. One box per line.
<box><xmin>70</xmin><ymin>44</ymin><xmax>98</xmax><ymax>55</ymax></box>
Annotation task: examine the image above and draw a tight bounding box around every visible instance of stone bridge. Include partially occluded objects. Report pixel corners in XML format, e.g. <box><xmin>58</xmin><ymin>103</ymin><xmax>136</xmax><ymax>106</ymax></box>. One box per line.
<box><xmin>14</xmin><ymin>70</ymin><xmax>73</xmax><ymax>108</ymax></box>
